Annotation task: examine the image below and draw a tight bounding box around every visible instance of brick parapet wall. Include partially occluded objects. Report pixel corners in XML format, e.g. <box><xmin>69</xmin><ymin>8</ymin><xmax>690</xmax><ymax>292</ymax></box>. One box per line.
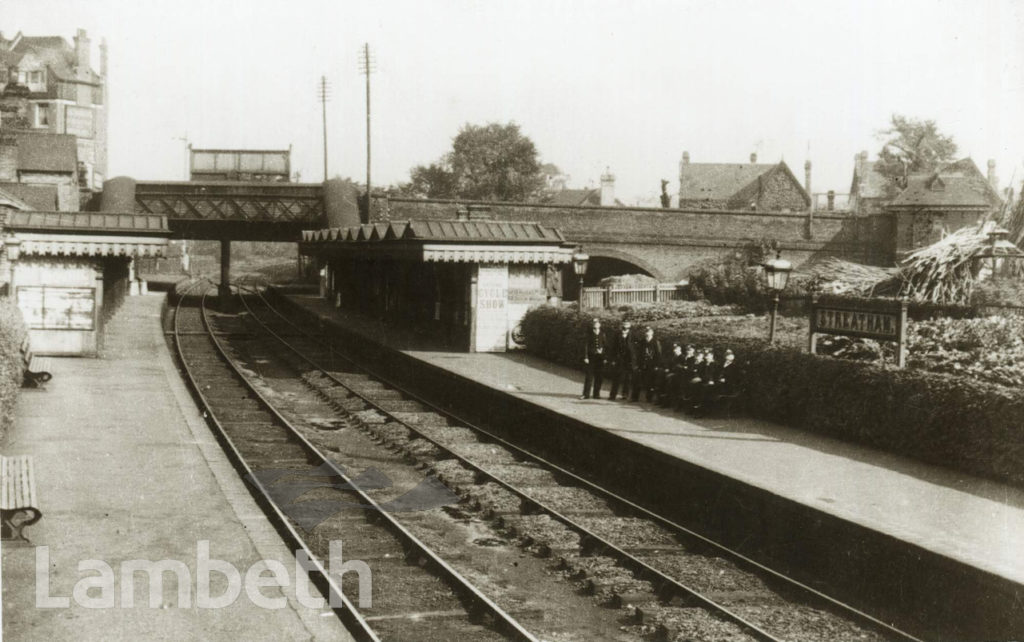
<box><xmin>369</xmin><ymin>196</ymin><xmax>893</xmax><ymax>280</ymax></box>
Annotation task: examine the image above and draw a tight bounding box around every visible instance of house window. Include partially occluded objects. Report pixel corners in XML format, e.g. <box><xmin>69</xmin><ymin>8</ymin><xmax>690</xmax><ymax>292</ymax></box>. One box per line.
<box><xmin>28</xmin><ymin>70</ymin><xmax>43</xmax><ymax>85</ymax></box>
<box><xmin>34</xmin><ymin>103</ymin><xmax>50</xmax><ymax>127</ymax></box>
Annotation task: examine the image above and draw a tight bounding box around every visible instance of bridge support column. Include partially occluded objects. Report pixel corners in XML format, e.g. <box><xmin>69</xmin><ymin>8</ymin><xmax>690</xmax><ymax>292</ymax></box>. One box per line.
<box><xmin>219</xmin><ymin>239</ymin><xmax>232</xmax><ymax>307</ymax></box>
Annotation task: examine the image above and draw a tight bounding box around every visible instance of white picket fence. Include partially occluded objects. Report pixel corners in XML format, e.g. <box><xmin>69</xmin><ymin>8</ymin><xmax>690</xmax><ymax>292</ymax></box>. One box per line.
<box><xmin>580</xmin><ymin>285</ymin><xmax>685</xmax><ymax>308</ymax></box>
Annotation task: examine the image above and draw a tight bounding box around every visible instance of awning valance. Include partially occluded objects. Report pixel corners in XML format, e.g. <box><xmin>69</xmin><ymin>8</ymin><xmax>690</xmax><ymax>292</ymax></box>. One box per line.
<box><xmin>11</xmin><ymin>232</ymin><xmax>169</xmax><ymax>258</ymax></box>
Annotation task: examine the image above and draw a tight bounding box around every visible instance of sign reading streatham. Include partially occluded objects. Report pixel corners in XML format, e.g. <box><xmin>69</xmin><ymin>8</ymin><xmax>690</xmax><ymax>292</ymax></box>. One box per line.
<box><xmin>809</xmin><ymin>296</ymin><xmax>908</xmax><ymax>368</ymax></box>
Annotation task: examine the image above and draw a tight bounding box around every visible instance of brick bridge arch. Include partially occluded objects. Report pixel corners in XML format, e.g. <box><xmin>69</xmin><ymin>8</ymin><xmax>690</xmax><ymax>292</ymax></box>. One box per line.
<box><xmin>582</xmin><ymin>246</ymin><xmax>667</xmax><ymax>283</ymax></box>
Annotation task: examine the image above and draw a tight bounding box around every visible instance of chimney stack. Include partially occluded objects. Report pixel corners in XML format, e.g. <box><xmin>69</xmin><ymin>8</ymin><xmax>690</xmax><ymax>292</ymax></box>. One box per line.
<box><xmin>74</xmin><ymin>29</ymin><xmax>91</xmax><ymax>80</ymax></box>
<box><xmin>804</xmin><ymin>160</ymin><xmax>812</xmax><ymax>196</ymax></box>
<box><xmin>827</xmin><ymin>190</ymin><xmax>835</xmax><ymax>211</ymax></box>
<box><xmin>100</xmin><ymin>37</ymin><xmax>108</xmax><ymax>78</ymax></box>
<box><xmin>750</xmin><ymin>152</ymin><xmax>757</xmax><ymax>164</ymax></box>
<box><xmin>682</xmin><ymin>151</ymin><xmax>690</xmax><ymax>164</ymax></box>
<box><xmin>987</xmin><ymin>159</ymin><xmax>997</xmax><ymax>191</ymax></box>
<box><xmin>599</xmin><ymin>169</ymin><xmax>615</xmax><ymax>207</ymax></box>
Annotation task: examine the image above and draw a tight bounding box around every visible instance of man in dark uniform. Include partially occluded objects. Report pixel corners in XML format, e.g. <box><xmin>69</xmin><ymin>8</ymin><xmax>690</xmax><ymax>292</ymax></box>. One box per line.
<box><xmin>696</xmin><ymin>347</ymin><xmax>719</xmax><ymax>414</ymax></box>
<box><xmin>661</xmin><ymin>343</ymin><xmax>692</xmax><ymax>408</ymax></box>
<box><xmin>681</xmin><ymin>347</ymin><xmax>705</xmax><ymax>413</ymax></box>
<box><xmin>632</xmin><ymin>326</ymin><xmax>663</xmax><ymax>402</ymax></box>
<box><xmin>607</xmin><ymin>320</ymin><xmax>635</xmax><ymax>401</ymax></box>
<box><xmin>580</xmin><ymin>318</ymin><xmax>607</xmax><ymax>399</ymax></box>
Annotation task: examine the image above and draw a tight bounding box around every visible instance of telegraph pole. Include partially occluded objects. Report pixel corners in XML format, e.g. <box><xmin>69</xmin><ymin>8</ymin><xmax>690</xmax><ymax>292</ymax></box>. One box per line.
<box><xmin>318</xmin><ymin>75</ymin><xmax>331</xmax><ymax>182</ymax></box>
<box><xmin>358</xmin><ymin>44</ymin><xmax>376</xmax><ymax>201</ymax></box>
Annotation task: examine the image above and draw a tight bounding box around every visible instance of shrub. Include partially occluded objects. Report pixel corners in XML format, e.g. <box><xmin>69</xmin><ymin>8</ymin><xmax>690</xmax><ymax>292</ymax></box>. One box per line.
<box><xmin>616</xmin><ymin>300</ymin><xmax>743</xmax><ymax>323</ymax></box>
<box><xmin>521</xmin><ymin>303</ymin><xmax>1024</xmax><ymax>487</ymax></box>
<box><xmin>0</xmin><ymin>297</ymin><xmax>27</xmax><ymax>439</ymax></box>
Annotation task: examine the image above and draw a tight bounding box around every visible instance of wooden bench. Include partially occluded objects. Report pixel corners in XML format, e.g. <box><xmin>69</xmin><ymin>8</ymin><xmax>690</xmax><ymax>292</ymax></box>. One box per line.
<box><xmin>1</xmin><ymin>455</ymin><xmax>41</xmax><ymax>542</ymax></box>
<box><xmin>21</xmin><ymin>336</ymin><xmax>53</xmax><ymax>388</ymax></box>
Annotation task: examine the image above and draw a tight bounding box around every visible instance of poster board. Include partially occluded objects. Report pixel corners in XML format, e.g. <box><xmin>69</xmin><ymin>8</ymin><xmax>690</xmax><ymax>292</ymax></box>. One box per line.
<box><xmin>473</xmin><ymin>264</ymin><xmax>509</xmax><ymax>352</ymax></box>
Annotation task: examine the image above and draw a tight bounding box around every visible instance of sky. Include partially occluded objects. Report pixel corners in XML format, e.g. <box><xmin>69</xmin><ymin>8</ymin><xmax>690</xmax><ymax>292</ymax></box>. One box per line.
<box><xmin>2</xmin><ymin>0</ymin><xmax>1023</xmax><ymax>205</ymax></box>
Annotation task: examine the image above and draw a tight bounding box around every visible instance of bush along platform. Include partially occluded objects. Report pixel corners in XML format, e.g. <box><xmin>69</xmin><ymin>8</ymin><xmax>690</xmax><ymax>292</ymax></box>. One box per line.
<box><xmin>520</xmin><ymin>304</ymin><xmax>1024</xmax><ymax>488</ymax></box>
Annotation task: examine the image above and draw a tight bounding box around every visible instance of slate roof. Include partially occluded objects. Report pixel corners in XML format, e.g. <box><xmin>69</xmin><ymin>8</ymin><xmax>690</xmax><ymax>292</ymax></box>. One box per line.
<box><xmin>0</xmin><ymin>183</ymin><xmax>59</xmax><ymax>210</ymax></box>
<box><xmin>7</xmin><ymin>211</ymin><xmax>170</xmax><ymax>234</ymax></box>
<box><xmin>678</xmin><ymin>162</ymin><xmax>780</xmax><ymax>201</ymax></box>
<box><xmin>303</xmin><ymin>219</ymin><xmax>568</xmax><ymax>244</ymax></box>
<box><xmin>16</xmin><ymin>133</ymin><xmax>78</xmax><ymax>173</ymax></box>
<box><xmin>8</xmin><ymin>34</ymin><xmax>100</xmax><ymax>83</ymax></box>
<box><xmin>888</xmin><ymin>158</ymin><xmax>1003</xmax><ymax>209</ymax></box>
<box><xmin>0</xmin><ymin>185</ymin><xmax>32</xmax><ymax>210</ymax></box>
<box><xmin>542</xmin><ymin>188</ymin><xmax>599</xmax><ymax>207</ymax></box>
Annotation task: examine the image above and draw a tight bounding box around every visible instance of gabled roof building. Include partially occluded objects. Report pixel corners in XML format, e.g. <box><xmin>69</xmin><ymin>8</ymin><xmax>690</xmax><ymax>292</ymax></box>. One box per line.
<box><xmin>0</xmin><ymin>29</ymin><xmax>107</xmax><ymax>191</ymax></box>
<box><xmin>677</xmin><ymin>152</ymin><xmax>810</xmax><ymax>212</ymax></box>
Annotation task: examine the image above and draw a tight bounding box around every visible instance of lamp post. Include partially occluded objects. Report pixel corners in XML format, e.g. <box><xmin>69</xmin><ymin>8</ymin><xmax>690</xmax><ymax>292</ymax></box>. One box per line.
<box><xmin>762</xmin><ymin>251</ymin><xmax>792</xmax><ymax>344</ymax></box>
<box><xmin>572</xmin><ymin>251</ymin><xmax>589</xmax><ymax>312</ymax></box>
<box><xmin>975</xmin><ymin>225</ymin><xmax>1024</xmax><ymax>285</ymax></box>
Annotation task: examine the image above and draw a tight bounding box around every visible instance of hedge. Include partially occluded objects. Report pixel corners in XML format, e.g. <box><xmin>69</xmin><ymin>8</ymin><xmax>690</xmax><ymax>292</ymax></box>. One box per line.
<box><xmin>520</xmin><ymin>304</ymin><xmax>1024</xmax><ymax>487</ymax></box>
<box><xmin>0</xmin><ymin>297</ymin><xmax>27</xmax><ymax>440</ymax></box>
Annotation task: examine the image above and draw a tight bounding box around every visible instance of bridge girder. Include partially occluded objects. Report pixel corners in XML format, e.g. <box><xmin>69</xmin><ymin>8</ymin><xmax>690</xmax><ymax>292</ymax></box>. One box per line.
<box><xmin>133</xmin><ymin>181</ymin><xmax>326</xmax><ymax>241</ymax></box>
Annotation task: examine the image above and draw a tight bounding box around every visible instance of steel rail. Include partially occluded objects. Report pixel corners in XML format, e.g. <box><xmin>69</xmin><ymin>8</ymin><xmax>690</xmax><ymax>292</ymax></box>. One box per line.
<box><xmin>171</xmin><ymin>279</ymin><xmax>381</xmax><ymax>642</ymax></box>
<box><xmin>188</xmin><ymin>281</ymin><xmax>538</xmax><ymax>642</ymax></box>
<box><xmin>242</xmin><ymin>283</ymin><xmax>921</xmax><ymax>642</ymax></box>
<box><xmin>239</xmin><ymin>289</ymin><xmax>783</xmax><ymax>641</ymax></box>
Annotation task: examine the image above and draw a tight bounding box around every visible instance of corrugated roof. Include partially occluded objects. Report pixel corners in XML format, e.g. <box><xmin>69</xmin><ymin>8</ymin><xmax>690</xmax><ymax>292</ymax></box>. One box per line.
<box><xmin>0</xmin><ymin>183</ymin><xmax>58</xmax><ymax>210</ymax></box>
<box><xmin>7</xmin><ymin>211</ymin><xmax>170</xmax><ymax>234</ymax></box>
<box><xmin>678</xmin><ymin>162</ymin><xmax>779</xmax><ymax>201</ymax></box>
<box><xmin>16</xmin><ymin>133</ymin><xmax>77</xmax><ymax>173</ymax></box>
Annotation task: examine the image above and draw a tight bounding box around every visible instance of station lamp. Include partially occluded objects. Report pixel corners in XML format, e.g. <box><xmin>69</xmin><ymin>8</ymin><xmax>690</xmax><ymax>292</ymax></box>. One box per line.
<box><xmin>975</xmin><ymin>225</ymin><xmax>1024</xmax><ymax>283</ymax></box>
<box><xmin>572</xmin><ymin>251</ymin><xmax>589</xmax><ymax>310</ymax></box>
<box><xmin>761</xmin><ymin>251</ymin><xmax>792</xmax><ymax>344</ymax></box>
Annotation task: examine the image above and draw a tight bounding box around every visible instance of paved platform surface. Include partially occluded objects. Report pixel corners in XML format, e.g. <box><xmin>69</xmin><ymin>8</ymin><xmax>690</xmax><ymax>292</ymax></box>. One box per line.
<box><xmin>288</xmin><ymin>293</ymin><xmax>1024</xmax><ymax>587</ymax></box>
<box><xmin>1</xmin><ymin>295</ymin><xmax>352</xmax><ymax>642</ymax></box>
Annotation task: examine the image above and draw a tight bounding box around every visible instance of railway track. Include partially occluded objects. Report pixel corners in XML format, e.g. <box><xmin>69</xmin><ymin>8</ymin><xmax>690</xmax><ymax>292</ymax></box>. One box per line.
<box><xmin>171</xmin><ymin>281</ymin><xmax>538</xmax><ymax>641</ymax></box>
<box><xmin>228</xmin><ymin>283</ymin><xmax>923</xmax><ymax>642</ymax></box>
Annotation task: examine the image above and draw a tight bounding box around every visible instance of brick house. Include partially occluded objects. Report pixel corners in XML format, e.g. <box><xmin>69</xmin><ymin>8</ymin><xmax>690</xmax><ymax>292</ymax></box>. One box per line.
<box><xmin>885</xmin><ymin>158</ymin><xmax>1003</xmax><ymax>255</ymax></box>
<box><xmin>0</xmin><ymin>131</ymin><xmax>80</xmax><ymax>211</ymax></box>
<box><xmin>0</xmin><ymin>29</ymin><xmax>107</xmax><ymax>192</ymax></box>
<box><xmin>677</xmin><ymin>152</ymin><xmax>810</xmax><ymax>211</ymax></box>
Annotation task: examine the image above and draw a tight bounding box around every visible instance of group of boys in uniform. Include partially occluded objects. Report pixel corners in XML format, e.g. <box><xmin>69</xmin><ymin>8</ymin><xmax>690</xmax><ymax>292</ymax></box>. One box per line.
<box><xmin>581</xmin><ymin>318</ymin><xmax>739</xmax><ymax>414</ymax></box>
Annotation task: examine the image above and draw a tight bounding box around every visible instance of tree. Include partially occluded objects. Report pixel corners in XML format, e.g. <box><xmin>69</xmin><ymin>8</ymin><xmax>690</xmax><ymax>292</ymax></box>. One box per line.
<box><xmin>408</xmin><ymin>159</ymin><xmax>458</xmax><ymax>199</ymax></box>
<box><xmin>876</xmin><ymin>114</ymin><xmax>958</xmax><ymax>181</ymax></box>
<box><xmin>406</xmin><ymin>122</ymin><xmax>544</xmax><ymax>201</ymax></box>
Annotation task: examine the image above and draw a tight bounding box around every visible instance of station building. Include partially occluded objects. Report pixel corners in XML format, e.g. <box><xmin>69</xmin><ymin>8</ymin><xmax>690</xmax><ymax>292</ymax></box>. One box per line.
<box><xmin>300</xmin><ymin>218</ymin><xmax>575</xmax><ymax>352</ymax></box>
<box><xmin>0</xmin><ymin>209</ymin><xmax>169</xmax><ymax>355</ymax></box>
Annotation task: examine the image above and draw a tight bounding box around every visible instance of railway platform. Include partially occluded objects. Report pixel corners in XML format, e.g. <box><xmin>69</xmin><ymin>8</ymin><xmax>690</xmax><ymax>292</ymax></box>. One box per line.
<box><xmin>1</xmin><ymin>294</ymin><xmax>352</xmax><ymax>642</ymax></box>
<box><xmin>283</xmin><ymin>292</ymin><xmax>1024</xmax><ymax>636</ymax></box>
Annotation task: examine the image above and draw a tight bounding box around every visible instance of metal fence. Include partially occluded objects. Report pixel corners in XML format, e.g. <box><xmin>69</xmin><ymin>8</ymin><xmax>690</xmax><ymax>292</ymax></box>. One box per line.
<box><xmin>581</xmin><ymin>285</ymin><xmax>686</xmax><ymax>308</ymax></box>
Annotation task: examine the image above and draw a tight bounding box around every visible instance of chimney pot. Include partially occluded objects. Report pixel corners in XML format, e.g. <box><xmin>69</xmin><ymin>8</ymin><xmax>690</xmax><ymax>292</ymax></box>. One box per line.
<box><xmin>987</xmin><ymin>159</ymin><xmax>998</xmax><ymax>190</ymax></box>
<box><xmin>750</xmin><ymin>153</ymin><xmax>757</xmax><ymax>164</ymax></box>
<box><xmin>827</xmin><ymin>190</ymin><xmax>836</xmax><ymax>211</ymax></box>
<box><xmin>804</xmin><ymin>160</ymin><xmax>812</xmax><ymax>196</ymax></box>
<box><xmin>682</xmin><ymin>151</ymin><xmax>690</xmax><ymax>164</ymax></box>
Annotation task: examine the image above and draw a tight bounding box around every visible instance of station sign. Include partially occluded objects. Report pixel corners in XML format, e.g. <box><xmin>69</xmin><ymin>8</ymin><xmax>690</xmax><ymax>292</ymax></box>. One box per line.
<box><xmin>809</xmin><ymin>296</ymin><xmax>908</xmax><ymax>367</ymax></box>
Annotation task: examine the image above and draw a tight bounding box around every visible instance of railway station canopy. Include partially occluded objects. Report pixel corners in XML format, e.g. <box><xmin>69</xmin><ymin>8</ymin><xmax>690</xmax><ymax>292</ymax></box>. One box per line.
<box><xmin>5</xmin><ymin>211</ymin><xmax>171</xmax><ymax>258</ymax></box>
<box><xmin>300</xmin><ymin>219</ymin><xmax>576</xmax><ymax>264</ymax></box>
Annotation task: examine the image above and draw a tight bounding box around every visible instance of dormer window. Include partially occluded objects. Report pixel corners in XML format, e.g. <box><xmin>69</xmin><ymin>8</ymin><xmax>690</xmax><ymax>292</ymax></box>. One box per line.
<box><xmin>27</xmin><ymin>70</ymin><xmax>43</xmax><ymax>86</ymax></box>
